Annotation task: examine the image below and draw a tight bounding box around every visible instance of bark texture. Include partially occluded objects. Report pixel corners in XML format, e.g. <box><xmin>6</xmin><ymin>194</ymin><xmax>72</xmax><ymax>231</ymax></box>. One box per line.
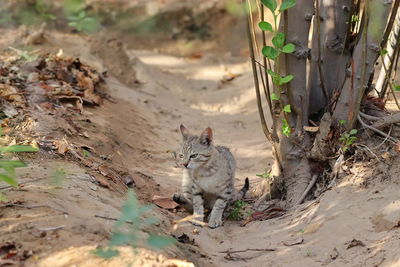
<box><xmin>309</xmin><ymin>0</ymin><xmax>352</xmax><ymax>114</ymax></box>
<box><xmin>333</xmin><ymin>0</ymin><xmax>392</xmax><ymax>128</ymax></box>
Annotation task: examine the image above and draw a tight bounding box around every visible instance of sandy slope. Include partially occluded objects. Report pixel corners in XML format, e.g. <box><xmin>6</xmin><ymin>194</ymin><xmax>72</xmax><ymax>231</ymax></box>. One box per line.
<box><xmin>122</xmin><ymin>49</ymin><xmax>400</xmax><ymax>267</ymax></box>
<box><xmin>1</xmin><ymin>28</ymin><xmax>400</xmax><ymax>266</ymax></box>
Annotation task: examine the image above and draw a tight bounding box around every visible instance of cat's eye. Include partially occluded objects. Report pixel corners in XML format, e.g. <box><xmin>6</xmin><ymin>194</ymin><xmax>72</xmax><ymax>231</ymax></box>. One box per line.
<box><xmin>190</xmin><ymin>153</ymin><xmax>198</xmax><ymax>159</ymax></box>
<box><xmin>179</xmin><ymin>154</ymin><xmax>184</xmax><ymax>159</ymax></box>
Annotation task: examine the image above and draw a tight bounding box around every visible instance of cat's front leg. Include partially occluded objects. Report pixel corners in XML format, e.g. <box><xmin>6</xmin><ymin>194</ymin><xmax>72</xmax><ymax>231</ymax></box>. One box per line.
<box><xmin>208</xmin><ymin>192</ymin><xmax>230</xmax><ymax>229</ymax></box>
<box><xmin>191</xmin><ymin>184</ymin><xmax>204</xmax><ymax>226</ymax></box>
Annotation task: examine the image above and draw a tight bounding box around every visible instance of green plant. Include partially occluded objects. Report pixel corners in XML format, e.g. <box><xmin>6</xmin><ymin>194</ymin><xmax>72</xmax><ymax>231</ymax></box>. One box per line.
<box><xmin>8</xmin><ymin>47</ymin><xmax>39</xmax><ymax>62</ymax></box>
<box><xmin>228</xmin><ymin>200</ymin><xmax>251</xmax><ymax>221</ymax></box>
<box><xmin>256</xmin><ymin>169</ymin><xmax>272</xmax><ymax>182</ymax></box>
<box><xmin>51</xmin><ymin>167</ymin><xmax>67</xmax><ymax>187</ymax></box>
<box><xmin>259</xmin><ymin>0</ymin><xmax>297</xmax><ymax>137</ymax></box>
<box><xmin>16</xmin><ymin>0</ymin><xmax>55</xmax><ymax>25</ymax></box>
<box><xmin>339</xmin><ymin>129</ymin><xmax>358</xmax><ymax>153</ymax></box>
<box><xmin>92</xmin><ymin>190</ymin><xmax>175</xmax><ymax>259</ymax></box>
<box><xmin>0</xmin><ymin>145</ymin><xmax>39</xmax><ymax>201</ymax></box>
<box><xmin>63</xmin><ymin>0</ymin><xmax>100</xmax><ymax>33</ymax></box>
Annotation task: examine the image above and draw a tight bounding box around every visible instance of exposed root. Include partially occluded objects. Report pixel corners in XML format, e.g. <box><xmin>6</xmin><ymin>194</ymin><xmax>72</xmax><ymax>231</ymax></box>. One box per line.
<box><xmin>357</xmin><ymin>114</ymin><xmax>398</xmax><ymax>144</ymax></box>
<box><xmin>295</xmin><ymin>174</ymin><xmax>318</xmax><ymax>205</ymax></box>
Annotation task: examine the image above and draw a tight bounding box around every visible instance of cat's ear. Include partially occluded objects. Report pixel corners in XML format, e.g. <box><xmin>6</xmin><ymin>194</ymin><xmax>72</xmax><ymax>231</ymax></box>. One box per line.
<box><xmin>180</xmin><ymin>124</ymin><xmax>190</xmax><ymax>139</ymax></box>
<box><xmin>200</xmin><ymin>127</ymin><xmax>213</xmax><ymax>146</ymax></box>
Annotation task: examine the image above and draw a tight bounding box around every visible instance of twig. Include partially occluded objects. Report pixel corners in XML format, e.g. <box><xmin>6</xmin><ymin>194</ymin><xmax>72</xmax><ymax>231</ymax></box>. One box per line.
<box><xmin>1</xmin><ymin>203</ymin><xmax>67</xmax><ymax>214</ymax></box>
<box><xmin>38</xmin><ymin>225</ymin><xmax>65</xmax><ymax>232</ymax></box>
<box><xmin>283</xmin><ymin>238</ymin><xmax>304</xmax><ymax>246</ymax></box>
<box><xmin>380</xmin><ymin>0</ymin><xmax>400</xmax><ymax>50</ymax></box>
<box><xmin>296</xmin><ymin>174</ymin><xmax>318</xmax><ymax>205</ymax></box>
<box><xmin>244</xmin><ymin>0</ymin><xmax>272</xmax><ymax>142</ymax></box>
<box><xmin>355</xmin><ymin>144</ymin><xmax>381</xmax><ymax>161</ymax></box>
<box><xmin>357</xmin><ymin>114</ymin><xmax>398</xmax><ymax>143</ymax></box>
<box><xmin>379</xmin><ymin>53</ymin><xmax>400</xmax><ymax>110</ymax></box>
<box><xmin>315</xmin><ymin>0</ymin><xmax>329</xmax><ymax>101</ymax></box>
<box><xmin>94</xmin><ymin>214</ymin><xmax>134</xmax><ymax>225</ymax></box>
<box><xmin>219</xmin><ymin>248</ymin><xmax>276</xmax><ymax>254</ymax></box>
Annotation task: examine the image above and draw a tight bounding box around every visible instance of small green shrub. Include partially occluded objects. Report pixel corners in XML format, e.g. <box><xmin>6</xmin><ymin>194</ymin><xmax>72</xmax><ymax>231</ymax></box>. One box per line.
<box><xmin>92</xmin><ymin>190</ymin><xmax>175</xmax><ymax>259</ymax></box>
<box><xmin>228</xmin><ymin>200</ymin><xmax>251</xmax><ymax>221</ymax></box>
<box><xmin>0</xmin><ymin>144</ymin><xmax>39</xmax><ymax>201</ymax></box>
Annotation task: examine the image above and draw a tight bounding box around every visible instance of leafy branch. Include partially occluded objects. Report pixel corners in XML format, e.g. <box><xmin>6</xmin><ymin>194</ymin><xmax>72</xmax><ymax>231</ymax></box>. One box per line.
<box><xmin>259</xmin><ymin>0</ymin><xmax>296</xmax><ymax>137</ymax></box>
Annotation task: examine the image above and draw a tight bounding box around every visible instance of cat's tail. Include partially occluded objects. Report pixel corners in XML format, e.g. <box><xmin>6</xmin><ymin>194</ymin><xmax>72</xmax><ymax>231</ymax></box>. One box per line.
<box><xmin>238</xmin><ymin>177</ymin><xmax>249</xmax><ymax>199</ymax></box>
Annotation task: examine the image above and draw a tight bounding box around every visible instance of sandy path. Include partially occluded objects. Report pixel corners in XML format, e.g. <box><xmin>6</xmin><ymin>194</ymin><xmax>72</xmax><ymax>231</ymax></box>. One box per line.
<box><xmin>109</xmin><ymin>50</ymin><xmax>400</xmax><ymax>267</ymax></box>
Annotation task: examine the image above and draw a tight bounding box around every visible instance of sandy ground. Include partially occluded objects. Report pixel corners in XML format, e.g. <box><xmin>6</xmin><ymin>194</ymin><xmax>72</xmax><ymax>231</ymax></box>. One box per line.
<box><xmin>0</xmin><ymin>9</ymin><xmax>400</xmax><ymax>267</ymax></box>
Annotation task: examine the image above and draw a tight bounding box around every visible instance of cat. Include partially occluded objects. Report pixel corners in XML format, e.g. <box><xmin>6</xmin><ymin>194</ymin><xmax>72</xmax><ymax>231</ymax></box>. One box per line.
<box><xmin>173</xmin><ymin>124</ymin><xmax>249</xmax><ymax>228</ymax></box>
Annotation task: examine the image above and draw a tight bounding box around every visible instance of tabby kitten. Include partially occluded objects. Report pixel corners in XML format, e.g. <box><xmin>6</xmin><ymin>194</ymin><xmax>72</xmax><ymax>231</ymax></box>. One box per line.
<box><xmin>173</xmin><ymin>125</ymin><xmax>249</xmax><ymax>228</ymax></box>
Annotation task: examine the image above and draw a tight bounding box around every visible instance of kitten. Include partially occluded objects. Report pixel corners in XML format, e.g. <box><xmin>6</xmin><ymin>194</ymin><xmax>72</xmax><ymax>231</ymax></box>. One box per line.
<box><xmin>173</xmin><ymin>125</ymin><xmax>249</xmax><ymax>228</ymax></box>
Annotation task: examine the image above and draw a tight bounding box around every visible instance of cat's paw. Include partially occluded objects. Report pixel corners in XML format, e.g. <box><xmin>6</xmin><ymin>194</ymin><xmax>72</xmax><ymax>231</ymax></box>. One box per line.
<box><xmin>208</xmin><ymin>218</ymin><xmax>223</xmax><ymax>229</ymax></box>
<box><xmin>173</xmin><ymin>193</ymin><xmax>186</xmax><ymax>205</ymax></box>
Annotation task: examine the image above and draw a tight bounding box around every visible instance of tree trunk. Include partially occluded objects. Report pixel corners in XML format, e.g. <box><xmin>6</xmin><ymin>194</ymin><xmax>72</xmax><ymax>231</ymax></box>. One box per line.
<box><xmin>309</xmin><ymin>0</ymin><xmax>353</xmax><ymax>115</ymax></box>
<box><xmin>333</xmin><ymin>0</ymin><xmax>392</xmax><ymax>128</ymax></box>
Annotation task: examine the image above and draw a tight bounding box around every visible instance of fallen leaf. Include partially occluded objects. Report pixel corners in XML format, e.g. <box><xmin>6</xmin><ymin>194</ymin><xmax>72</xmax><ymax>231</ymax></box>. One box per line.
<box><xmin>53</xmin><ymin>138</ymin><xmax>70</xmax><ymax>154</ymax></box>
<box><xmin>77</xmin><ymin>71</ymin><xmax>102</xmax><ymax>105</ymax></box>
<box><xmin>396</xmin><ymin>141</ymin><xmax>400</xmax><ymax>152</ymax></box>
<box><xmin>188</xmin><ymin>52</ymin><xmax>203</xmax><ymax>59</ymax></box>
<box><xmin>0</xmin><ymin>84</ymin><xmax>25</xmax><ymax>107</ymax></box>
<box><xmin>346</xmin><ymin>238</ymin><xmax>365</xmax><ymax>249</ymax></box>
<box><xmin>152</xmin><ymin>195</ymin><xmax>180</xmax><ymax>209</ymax></box>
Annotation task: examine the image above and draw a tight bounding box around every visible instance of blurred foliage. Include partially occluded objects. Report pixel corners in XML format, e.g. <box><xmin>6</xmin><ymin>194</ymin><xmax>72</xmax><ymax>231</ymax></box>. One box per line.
<box><xmin>92</xmin><ymin>190</ymin><xmax>175</xmax><ymax>259</ymax></box>
<box><xmin>0</xmin><ymin>143</ymin><xmax>39</xmax><ymax>201</ymax></box>
<box><xmin>0</xmin><ymin>0</ymin><xmax>101</xmax><ymax>34</ymax></box>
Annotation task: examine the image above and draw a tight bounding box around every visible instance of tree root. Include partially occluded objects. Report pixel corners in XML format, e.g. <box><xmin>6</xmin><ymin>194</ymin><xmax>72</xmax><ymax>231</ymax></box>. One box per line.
<box><xmin>357</xmin><ymin>114</ymin><xmax>398</xmax><ymax>143</ymax></box>
<box><xmin>371</xmin><ymin>112</ymin><xmax>400</xmax><ymax>130</ymax></box>
<box><xmin>295</xmin><ymin>174</ymin><xmax>318</xmax><ymax>205</ymax></box>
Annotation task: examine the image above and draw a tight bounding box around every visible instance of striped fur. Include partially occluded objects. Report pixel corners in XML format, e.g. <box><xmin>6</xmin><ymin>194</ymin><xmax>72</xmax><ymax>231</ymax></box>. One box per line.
<box><xmin>173</xmin><ymin>125</ymin><xmax>249</xmax><ymax>228</ymax></box>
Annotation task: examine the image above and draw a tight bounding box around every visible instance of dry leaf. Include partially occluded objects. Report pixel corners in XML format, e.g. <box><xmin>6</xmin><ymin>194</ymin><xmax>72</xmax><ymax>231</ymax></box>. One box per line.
<box><xmin>77</xmin><ymin>71</ymin><xmax>102</xmax><ymax>105</ymax></box>
<box><xmin>0</xmin><ymin>84</ymin><xmax>25</xmax><ymax>107</ymax></box>
<box><xmin>396</xmin><ymin>141</ymin><xmax>400</xmax><ymax>152</ymax></box>
<box><xmin>346</xmin><ymin>239</ymin><xmax>365</xmax><ymax>249</ymax></box>
<box><xmin>152</xmin><ymin>195</ymin><xmax>180</xmax><ymax>209</ymax></box>
<box><xmin>53</xmin><ymin>138</ymin><xmax>70</xmax><ymax>154</ymax></box>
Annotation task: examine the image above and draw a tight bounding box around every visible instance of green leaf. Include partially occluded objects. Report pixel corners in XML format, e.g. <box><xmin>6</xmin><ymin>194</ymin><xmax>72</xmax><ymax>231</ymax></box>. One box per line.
<box><xmin>110</xmin><ymin>232</ymin><xmax>133</xmax><ymax>246</ymax></box>
<box><xmin>0</xmin><ymin>160</ymin><xmax>27</xmax><ymax>169</ymax></box>
<box><xmin>394</xmin><ymin>84</ymin><xmax>400</xmax><ymax>91</ymax></box>
<box><xmin>283</xmin><ymin>104</ymin><xmax>291</xmax><ymax>113</ymax></box>
<box><xmin>279</xmin><ymin>75</ymin><xmax>294</xmax><ymax>85</ymax></box>
<box><xmin>262</xmin><ymin>46</ymin><xmax>279</xmax><ymax>60</ymax></box>
<box><xmin>271</xmin><ymin>93</ymin><xmax>280</xmax><ymax>100</ymax></box>
<box><xmin>80</xmin><ymin>17</ymin><xmax>101</xmax><ymax>33</ymax></box>
<box><xmin>91</xmin><ymin>248</ymin><xmax>119</xmax><ymax>259</ymax></box>
<box><xmin>266</xmin><ymin>69</ymin><xmax>278</xmax><ymax>78</ymax></box>
<box><xmin>261</xmin><ymin>0</ymin><xmax>277</xmax><ymax>13</ymax></box>
<box><xmin>63</xmin><ymin>0</ymin><xmax>85</xmax><ymax>15</ymax></box>
<box><xmin>147</xmin><ymin>235</ymin><xmax>176</xmax><ymax>250</ymax></box>
<box><xmin>272</xmin><ymin>32</ymin><xmax>285</xmax><ymax>48</ymax></box>
<box><xmin>0</xmin><ymin>173</ymin><xmax>18</xmax><ymax>187</ymax></box>
<box><xmin>339</xmin><ymin>119</ymin><xmax>347</xmax><ymax>125</ymax></box>
<box><xmin>380</xmin><ymin>49</ymin><xmax>388</xmax><ymax>56</ymax></box>
<box><xmin>349</xmin><ymin>129</ymin><xmax>358</xmax><ymax>135</ymax></box>
<box><xmin>0</xmin><ymin>145</ymin><xmax>38</xmax><ymax>153</ymax></box>
<box><xmin>282</xmin><ymin>119</ymin><xmax>291</xmax><ymax>137</ymax></box>
<box><xmin>279</xmin><ymin>0</ymin><xmax>296</xmax><ymax>11</ymax></box>
<box><xmin>258</xmin><ymin>21</ymin><xmax>273</xmax><ymax>32</ymax></box>
<box><xmin>282</xmin><ymin>43</ymin><xmax>295</xmax><ymax>53</ymax></box>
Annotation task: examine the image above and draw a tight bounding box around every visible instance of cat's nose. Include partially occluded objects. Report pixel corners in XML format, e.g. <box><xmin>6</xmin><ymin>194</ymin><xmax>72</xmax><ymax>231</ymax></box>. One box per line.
<box><xmin>183</xmin><ymin>162</ymin><xmax>189</xmax><ymax>168</ymax></box>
